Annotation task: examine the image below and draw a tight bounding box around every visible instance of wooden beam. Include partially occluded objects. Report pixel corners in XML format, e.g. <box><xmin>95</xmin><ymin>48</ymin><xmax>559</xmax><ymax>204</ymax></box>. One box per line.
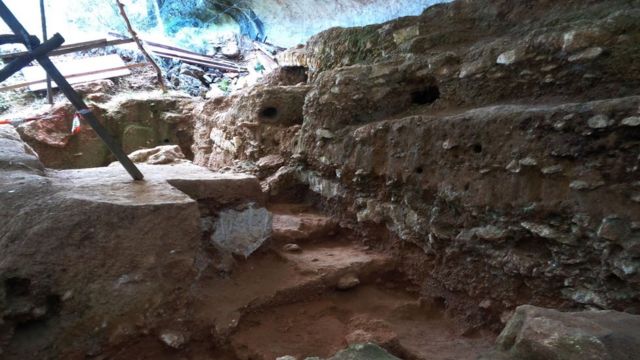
<box><xmin>150</xmin><ymin>50</ymin><xmax>245</xmax><ymax>72</ymax></box>
<box><xmin>145</xmin><ymin>41</ymin><xmax>240</xmax><ymax>67</ymax></box>
<box><xmin>0</xmin><ymin>62</ymin><xmax>147</xmax><ymax>92</ymax></box>
<box><xmin>0</xmin><ymin>38</ymin><xmax>135</xmax><ymax>60</ymax></box>
<box><xmin>109</xmin><ymin>31</ymin><xmax>245</xmax><ymax>69</ymax></box>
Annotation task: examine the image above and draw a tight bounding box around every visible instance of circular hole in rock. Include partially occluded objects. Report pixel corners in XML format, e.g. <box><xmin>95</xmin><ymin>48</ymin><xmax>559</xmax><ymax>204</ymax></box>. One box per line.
<box><xmin>411</xmin><ymin>85</ymin><xmax>440</xmax><ymax>105</ymax></box>
<box><xmin>260</xmin><ymin>107</ymin><xmax>278</xmax><ymax>119</ymax></box>
<box><xmin>472</xmin><ymin>143</ymin><xmax>483</xmax><ymax>153</ymax></box>
<box><xmin>415</xmin><ymin>166</ymin><xmax>424</xmax><ymax>174</ymax></box>
<box><xmin>163</xmin><ymin>138</ymin><xmax>171</xmax><ymax>144</ymax></box>
<box><xmin>5</xmin><ymin>277</ymin><xmax>31</xmax><ymax>297</ymax></box>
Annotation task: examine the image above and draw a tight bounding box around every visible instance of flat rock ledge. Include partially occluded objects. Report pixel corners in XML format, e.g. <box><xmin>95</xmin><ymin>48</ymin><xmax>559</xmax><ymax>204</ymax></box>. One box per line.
<box><xmin>0</xmin><ymin>124</ymin><xmax>265</xmax><ymax>357</ymax></box>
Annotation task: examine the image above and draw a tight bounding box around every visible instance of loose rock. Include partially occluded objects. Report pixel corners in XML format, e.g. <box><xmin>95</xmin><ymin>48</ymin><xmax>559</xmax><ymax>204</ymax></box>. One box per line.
<box><xmin>336</xmin><ymin>273</ymin><xmax>361</xmax><ymax>290</ymax></box>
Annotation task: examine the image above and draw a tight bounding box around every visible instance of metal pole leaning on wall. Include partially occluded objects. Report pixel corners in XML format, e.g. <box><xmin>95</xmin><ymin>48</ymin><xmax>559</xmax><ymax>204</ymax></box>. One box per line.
<box><xmin>39</xmin><ymin>0</ymin><xmax>53</xmax><ymax>104</ymax></box>
<box><xmin>0</xmin><ymin>1</ymin><xmax>144</xmax><ymax>180</ymax></box>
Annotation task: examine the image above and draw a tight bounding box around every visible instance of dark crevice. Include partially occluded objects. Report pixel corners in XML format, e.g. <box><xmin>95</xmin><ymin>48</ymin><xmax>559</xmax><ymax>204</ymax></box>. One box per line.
<box><xmin>260</xmin><ymin>107</ymin><xmax>279</xmax><ymax>119</ymax></box>
<box><xmin>5</xmin><ymin>277</ymin><xmax>31</xmax><ymax>298</ymax></box>
<box><xmin>411</xmin><ymin>85</ymin><xmax>440</xmax><ymax>105</ymax></box>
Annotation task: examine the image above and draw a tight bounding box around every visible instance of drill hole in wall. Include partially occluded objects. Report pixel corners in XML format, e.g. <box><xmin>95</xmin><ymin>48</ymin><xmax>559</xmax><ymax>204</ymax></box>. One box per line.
<box><xmin>260</xmin><ymin>107</ymin><xmax>279</xmax><ymax>119</ymax></box>
<box><xmin>5</xmin><ymin>277</ymin><xmax>31</xmax><ymax>297</ymax></box>
<box><xmin>411</xmin><ymin>85</ymin><xmax>440</xmax><ymax>105</ymax></box>
<box><xmin>472</xmin><ymin>143</ymin><xmax>483</xmax><ymax>153</ymax></box>
<box><xmin>415</xmin><ymin>166</ymin><xmax>424</xmax><ymax>174</ymax></box>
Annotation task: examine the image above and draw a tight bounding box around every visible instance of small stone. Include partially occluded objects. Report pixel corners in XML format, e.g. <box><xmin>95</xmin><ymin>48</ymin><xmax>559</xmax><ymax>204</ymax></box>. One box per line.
<box><xmin>506</xmin><ymin>160</ymin><xmax>521</xmax><ymax>173</ymax></box>
<box><xmin>276</xmin><ymin>356</ymin><xmax>297</xmax><ymax>360</ymax></box>
<box><xmin>541</xmin><ymin>165</ymin><xmax>563</xmax><ymax>175</ymax></box>
<box><xmin>316</xmin><ymin>128</ymin><xmax>335</xmax><ymax>139</ymax></box>
<box><xmin>159</xmin><ymin>331</ymin><xmax>187</xmax><ymax>349</ymax></box>
<box><xmin>256</xmin><ymin>154</ymin><xmax>285</xmax><ymax>170</ymax></box>
<box><xmin>283</xmin><ymin>243</ymin><xmax>302</xmax><ymax>252</ymax></box>
<box><xmin>597</xmin><ymin>216</ymin><xmax>630</xmax><ymax>242</ymax></box>
<box><xmin>521</xmin><ymin>222</ymin><xmax>575</xmax><ymax>245</ymax></box>
<box><xmin>497</xmin><ymin>50</ymin><xmax>517</xmax><ymax>65</ymax></box>
<box><xmin>336</xmin><ymin>273</ymin><xmax>360</xmax><ymax>290</ymax></box>
<box><xmin>474</xmin><ymin>225</ymin><xmax>508</xmax><ymax>240</ymax></box>
<box><xmin>221</xmin><ymin>42</ymin><xmax>240</xmax><ymax>59</ymax></box>
<box><xmin>621</xmin><ymin>116</ymin><xmax>640</xmax><ymax>127</ymax></box>
<box><xmin>206</xmin><ymin>86</ymin><xmax>226</xmax><ymax>99</ymax></box>
<box><xmin>479</xmin><ymin>299</ymin><xmax>493</xmax><ymax>309</ymax></box>
<box><xmin>519</xmin><ymin>157</ymin><xmax>538</xmax><ymax>167</ymax></box>
<box><xmin>568</xmin><ymin>47</ymin><xmax>604</xmax><ymax>62</ymax></box>
<box><xmin>570</xmin><ymin>180</ymin><xmax>590</xmax><ymax>191</ymax></box>
<box><xmin>442</xmin><ymin>139</ymin><xmax>457</xmax><ymax>150</ymax></box>
<box><xmin>587</xmin><ymin>114</ymin><xmax>610</xmax><ymax>129</ymax></box>
<box><xmin>31</xmin><ymin>306</ymin><xmax>47</xmax><ymax>319</ymax></box>
<box><xmin>553</xmin><ymin>120</ymin><xmax>567</xmax><ymax>130</ymax></box>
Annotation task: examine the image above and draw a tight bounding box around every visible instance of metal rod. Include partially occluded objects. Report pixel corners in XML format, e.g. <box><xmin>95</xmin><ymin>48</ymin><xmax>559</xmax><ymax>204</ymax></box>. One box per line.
<box><xmin>0</xmin><ymin>33</ymin><xmax>63</xmax><ymax>82</ymax></box>
<box><xmin>39</xmin><ymin>0</ymin><xmax>53</xmax><ymax>104</ymax></box>
<box><xmin>0</xmin><ymin>0</ymin><xmax>144</xmax><ymax>181</ymax></box>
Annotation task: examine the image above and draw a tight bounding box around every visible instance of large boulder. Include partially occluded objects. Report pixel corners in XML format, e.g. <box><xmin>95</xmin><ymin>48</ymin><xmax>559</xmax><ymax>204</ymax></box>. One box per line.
<box><xmin>0</xmin><ymin>130</ymin><xmax>267</xmax><ymax>358</ymax></box>
<box><xmin>491</xmin><ymin>305</ymin><xmax>640</xmax><ymax>360</ymax></box>
<box><xmin>327</xmin><ymin>343</ymin><xmax>400</xmax><ymax>360</ymax></box>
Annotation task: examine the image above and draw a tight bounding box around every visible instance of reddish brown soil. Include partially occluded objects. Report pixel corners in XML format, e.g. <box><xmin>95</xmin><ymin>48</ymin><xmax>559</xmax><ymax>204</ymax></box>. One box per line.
<box><xmin>190</xmin><ymin>205</ymin><xmax>495</xmax><ymax>359</ymax></box>
<box><xmin>90</xmin><ymin>204</ymin><xmax>497</xmax><ymax>359</ymax></box>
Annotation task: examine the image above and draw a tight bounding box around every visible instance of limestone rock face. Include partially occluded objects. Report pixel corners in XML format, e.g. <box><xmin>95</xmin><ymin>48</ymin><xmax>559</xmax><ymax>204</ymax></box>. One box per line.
<box><xmin>305</xmin><ymin>0</ymin><xmax>640</xmax><ymax>106</ymax></box>
<box><xmin>291</xmin><ymin>0</ymin><xmax>640</xmax><ymax>316</ymax></box>
<box><xmin>302</xmin><ymin>61</ymin><xmax>439</xmax><ymax>132</ymax></box>
<box><xmin>493</xmin><ymin>305</ymin><xmax>640</xmax><ymax>360</ymax></box>
<box><xmin>193</xmin><ymin>84</ymin><xmax>309</xmax><ymax>170</ymax></box>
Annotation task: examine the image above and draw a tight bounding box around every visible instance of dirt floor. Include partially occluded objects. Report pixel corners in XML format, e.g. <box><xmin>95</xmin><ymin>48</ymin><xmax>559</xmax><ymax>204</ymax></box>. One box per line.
<box><xmin>199</xmin><ymin>204</ymin><xmax>494</xmax><ymax>359</ymax></box>
<box><xmin>85</xmin><ymin>202</ymin><xmax>495</xmax><ymax>360</ymax></box>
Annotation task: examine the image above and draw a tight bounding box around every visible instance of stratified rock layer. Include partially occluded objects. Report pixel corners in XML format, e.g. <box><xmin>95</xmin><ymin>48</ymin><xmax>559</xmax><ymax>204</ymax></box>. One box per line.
<box><xmin>193</xmin><ymin>0</ymin><xmax>640</xmax><ymax>321</ymax></box>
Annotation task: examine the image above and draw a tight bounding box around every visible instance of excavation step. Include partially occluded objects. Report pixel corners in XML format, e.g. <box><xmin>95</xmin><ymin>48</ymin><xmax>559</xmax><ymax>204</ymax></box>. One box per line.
<box><xmin>270</xmin><ymin>203</ymin><xmax>340</xmax><ymax>243</ymax></box>
<box><xmin>192</xmin><ymin>243</ymin><xmax>395</xmax><ymax>339</ymax></box>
